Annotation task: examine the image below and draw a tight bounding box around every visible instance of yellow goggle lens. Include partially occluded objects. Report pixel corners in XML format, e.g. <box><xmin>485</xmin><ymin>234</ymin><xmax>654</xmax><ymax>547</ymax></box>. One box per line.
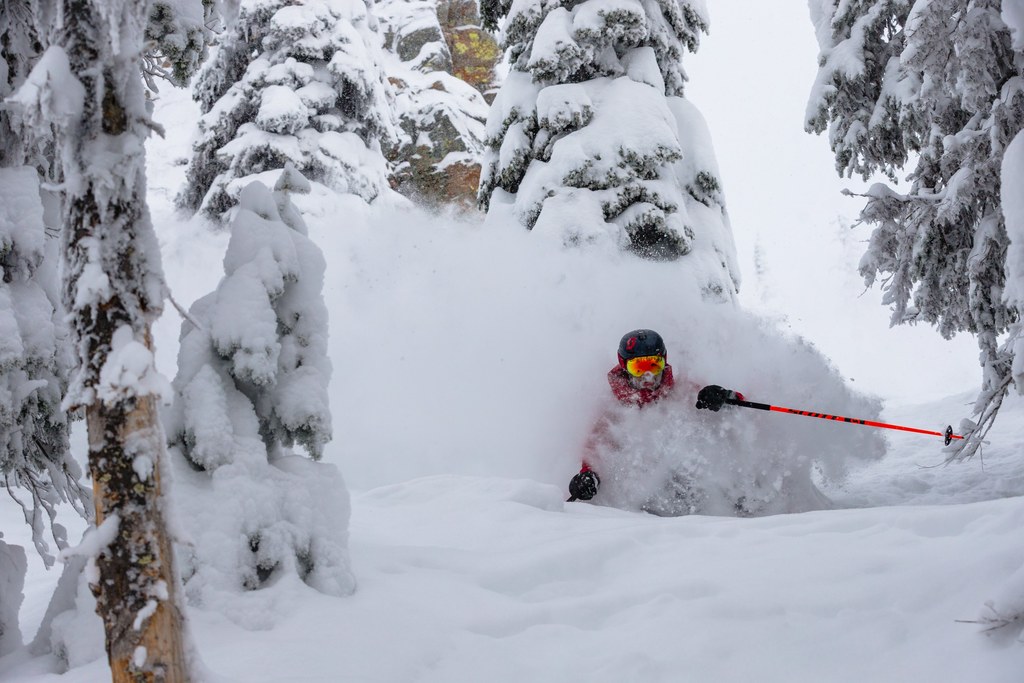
<box><xmin>625</xmin><ymin>355</ymin><xmax>665</xmax><ymax>377</ymax></box>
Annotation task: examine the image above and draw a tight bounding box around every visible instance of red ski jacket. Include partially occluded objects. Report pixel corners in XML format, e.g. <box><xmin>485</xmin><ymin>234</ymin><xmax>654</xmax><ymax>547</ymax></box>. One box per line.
<box><xmin>580</xmin><ymin>364</ymin><xmax>679</xmax><ymax>473</ymax></box>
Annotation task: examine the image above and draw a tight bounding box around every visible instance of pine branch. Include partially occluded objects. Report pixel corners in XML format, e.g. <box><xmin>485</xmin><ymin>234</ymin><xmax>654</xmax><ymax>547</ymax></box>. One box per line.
<box><xmin>945</xmin><ymin>334</ymin><xmax>1017</xmax><ymax>464</ymax></box>
<box><xmin>957</xmin><ymin>602</ymin><xmax>1024</xmax><ymax>640</ymax></box>
<box><xmin>4</xmin><ymin>470</ymin><xmax>56</xmax><ymax>567</ymax></box>
<box><xmin>167</xmin><ymin>289</ymin><xmax>206</xmax><ymax>333</ymax></box>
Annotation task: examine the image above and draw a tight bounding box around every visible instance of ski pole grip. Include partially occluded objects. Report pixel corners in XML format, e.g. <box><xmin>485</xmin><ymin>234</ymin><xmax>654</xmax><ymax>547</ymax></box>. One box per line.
<box><xmin>725</xmin><ymin>397</ymin><xmax>771</xmax><ymax>411</ymax></box>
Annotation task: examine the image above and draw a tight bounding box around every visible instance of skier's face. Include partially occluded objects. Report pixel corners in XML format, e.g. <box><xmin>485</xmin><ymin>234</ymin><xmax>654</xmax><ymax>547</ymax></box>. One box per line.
<box><xmin>625</xmin><ymin>355</ymin><xmax>665</xmax><ymax>390</ymax></box>
<box><xmin>629</xmin><ymin>371</ymin><xmax>663</xmax><ymax>390</ymax></box>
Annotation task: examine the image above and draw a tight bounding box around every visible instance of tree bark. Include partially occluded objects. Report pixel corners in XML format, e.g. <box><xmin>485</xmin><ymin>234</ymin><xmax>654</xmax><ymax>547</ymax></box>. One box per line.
<box><xmin>86</xmin><ymin>393</ymin><xmax>187</xmax><ymax>683</ymax></box>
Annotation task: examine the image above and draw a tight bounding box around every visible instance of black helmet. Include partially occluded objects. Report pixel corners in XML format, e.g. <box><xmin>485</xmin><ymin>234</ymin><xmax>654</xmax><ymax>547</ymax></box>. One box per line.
<box><xmin>617</xmin><ymin>329</ymin><xmax>666</xmax><ymax>368</ymax></box>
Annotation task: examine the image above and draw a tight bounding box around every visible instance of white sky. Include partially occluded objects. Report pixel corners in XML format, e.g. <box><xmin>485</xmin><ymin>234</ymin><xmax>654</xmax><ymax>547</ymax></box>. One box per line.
<box><xmin>685</xmin><ymin>3</ymin><xmax>981</xmax><ymax>403</ymax></box>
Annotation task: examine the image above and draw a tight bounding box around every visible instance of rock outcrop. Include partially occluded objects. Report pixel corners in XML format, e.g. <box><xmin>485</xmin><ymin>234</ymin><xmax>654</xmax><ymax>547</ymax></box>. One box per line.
<box><xmin>379</xmin><ymin>0</ymin><xmax>498</xmax><ymax>209</ymax></box>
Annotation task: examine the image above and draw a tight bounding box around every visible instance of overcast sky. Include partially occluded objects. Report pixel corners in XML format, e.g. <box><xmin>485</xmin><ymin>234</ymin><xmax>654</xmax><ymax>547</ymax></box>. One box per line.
<box><xmin>684</xmin><ymin>3</ymin><xmax>981</xmax><ymax>403</ymax></box>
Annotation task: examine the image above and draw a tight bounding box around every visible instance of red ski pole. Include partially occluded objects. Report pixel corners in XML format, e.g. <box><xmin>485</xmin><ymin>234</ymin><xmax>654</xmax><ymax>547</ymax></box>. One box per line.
<box><xmin>725</xmin><ymin>397</ymin><xmax>964</xmax><ymax>445</ymax></box>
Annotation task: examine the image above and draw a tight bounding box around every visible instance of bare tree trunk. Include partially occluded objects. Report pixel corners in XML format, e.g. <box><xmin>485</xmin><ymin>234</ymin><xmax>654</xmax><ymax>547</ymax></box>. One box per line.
<box><xmin>86</xmin><ymin>393</ymin><xmax>187</xmax><ymax>682</ymax></box>
<box><xmin>59</xmin><ymin>0</ymin><xmax>190</xmax><ymax>680</ymax></box>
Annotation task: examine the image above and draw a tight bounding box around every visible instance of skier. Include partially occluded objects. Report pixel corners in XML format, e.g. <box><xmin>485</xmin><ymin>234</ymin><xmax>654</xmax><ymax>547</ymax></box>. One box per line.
<box><xmin>567</xmin><ymin>329</ymin><xmax>744</xmax><ymax>505</ymax></box>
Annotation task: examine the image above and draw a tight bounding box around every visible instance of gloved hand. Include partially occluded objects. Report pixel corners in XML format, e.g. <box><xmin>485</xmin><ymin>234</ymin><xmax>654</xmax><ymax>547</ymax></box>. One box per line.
<box><xmin>569</xmin><ymin>469</ymin><xmax>600</xmax><ymax>500</ymax></box>
<box><xmin>695</xmin><ymin>384</ymin><xmax>742</xmax><ymax>411</ymax></box>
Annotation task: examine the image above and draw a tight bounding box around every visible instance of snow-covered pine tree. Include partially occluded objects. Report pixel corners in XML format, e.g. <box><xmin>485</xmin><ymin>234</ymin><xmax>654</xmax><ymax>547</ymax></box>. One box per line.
<box><xmin>166</xmin><ymin>168</ymin><xmax>353</xmax><ymax>602</ymax></box>
<box><xmin>806</xmin><ymin>0</ymin><xmax>1024</xmax><ymax>459</ymax></box>
<box><xmin>179</xmin><ymin>0</ymin><xmax>395</xmax><ymax>218</ymax></box>
<box><xmin>174</xmin><ymin>169</ymin><xmax>332</xmax><ymax>461</ymax></box>
<box><xmin>1006</xmin><ymin>6</ymin><xmax>1024</xmax><ymax>426</ymax></box>
<box><xmin>42</xmin><ymin>0</ymin><xmax>188</xmax><ymax>678</ymax></box>
<box><xmin>1</xmin><ymin>5</ymin><xmax>92</xmax><ymax>572</ymax></box>
<box><xmin>979</xmin><ymin>3</ymin><xmax>1024</xmax><ymax>643</ymax></box>
<box><xmin>1</xmin><ymin>1</ymin><xmax>60</xmax><ymax>178</ymax></box>
<box><xmin>478</xmin><ymin>0</ymin><xmax>739</xmax><ymax>289</ymax></box>
<box><xmin>0</xmin><ymin>3</ymin><xmax>208</xmax><ymax>669</ymax></box>
<box><xmin>143</xmin><ymin>0</ymin><xmax>216</xmax><ymax>91</ymax></box>
<box><xmin>3</xmin><ymin>0</ymin><xmax>210</xmax><ymax>171</ymax></box>
<box><xmin>0</xmin><ymin>167</ymin><xmax>89</xmax><ymax>569</ymax></box>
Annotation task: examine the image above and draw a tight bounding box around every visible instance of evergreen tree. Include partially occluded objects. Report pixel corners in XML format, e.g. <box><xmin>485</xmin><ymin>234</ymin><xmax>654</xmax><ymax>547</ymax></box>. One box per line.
<box><xmin>1</xmin><ymin>1</ymin><xmax>59</xmax><ymax>178</ymax></box>
<box><xmin>478</xmin><ymin>0</ymin><xmax>739</xmax><ymax>289</ymax></box>
<box><xmin>3</xmin><ymin>0</ymin><xmax>210</xmax><ymax>173</ymax></box>
<box><xmin>1</xmin><ymin>4</ymin><xmax>209</xmax><ymax>670</ymax></box>
<box><xmin>143</xmin><ymin>0</ymin><xmax>216</xmax><ymax>91</ymax></box>
<box><xmin>806</xmin><ymin>0</ymin><xmax>1024</xmax><ymax>459</ymax></box>
<box><xmin>179</xmin><ymin>0</ymin><xmax>395</xmax><ymax>218</ymax></box>
<box><xmin>1</xmin><ymin>2</ymin><xmax>90</xmax><ymax>569</ymax></box>
<box><xmin>0</xmin><ymin>167</ymin><xmax>89</xmax><ymax>569</ymax></box>
<box><xmin>37</xmin><ymin>0</ymin><xmax>189</xmax><ymax>678</ymax></box>
<box><xmin>172</xmin><ymin>168</ymin><xmax>333</xmax><ymax>463</ymax></box>
<box><xmin>166</xmin><ymin>169</ymin><xmax>353</xmax><ymax>600</ymax></box>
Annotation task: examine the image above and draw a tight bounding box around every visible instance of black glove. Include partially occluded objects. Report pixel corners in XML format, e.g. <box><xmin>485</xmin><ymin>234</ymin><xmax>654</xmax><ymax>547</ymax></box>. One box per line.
<box><xmin>696</xmin><ymin>384</ymin><xmax>739</xmax><ymax>412</ymax></box>
<box><xmin>569</xmin><ymin>470</ymin><xmax>600</xmax><ymax>500</ymax></box>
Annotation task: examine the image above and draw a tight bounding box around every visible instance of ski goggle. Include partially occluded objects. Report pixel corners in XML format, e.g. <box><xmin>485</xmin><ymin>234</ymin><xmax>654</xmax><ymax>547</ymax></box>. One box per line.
<box><xmin>625</xmin><ymin>355</ymin><xmax>666</xmax><ymax>377</ymax></box>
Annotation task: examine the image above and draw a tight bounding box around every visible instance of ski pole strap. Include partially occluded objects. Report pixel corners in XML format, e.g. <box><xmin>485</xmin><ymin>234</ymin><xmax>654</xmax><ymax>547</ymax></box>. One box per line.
<box><xmin>724</xmin><ymin>398</ymin><xmax>963</xmax><ymax>445</ymax></box>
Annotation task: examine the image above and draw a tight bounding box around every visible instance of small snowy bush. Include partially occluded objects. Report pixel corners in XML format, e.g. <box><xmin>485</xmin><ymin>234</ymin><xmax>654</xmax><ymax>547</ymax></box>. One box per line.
<box><xmin>167</xmin><ymin>169</ymin><xmax>353</xmax><ymax>613</ymax></box>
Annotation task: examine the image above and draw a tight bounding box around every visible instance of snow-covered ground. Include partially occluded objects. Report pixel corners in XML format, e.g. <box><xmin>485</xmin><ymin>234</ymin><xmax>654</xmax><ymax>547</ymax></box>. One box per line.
<box><xmin>4</xmin><ymin>392</ymin><xmax>1024</xmax><ymax>682</ymax></box>
<box><xmin>5</xmin><ymin>16</ymin><xmax>1024</xmax><ymax>683</ymax></box>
